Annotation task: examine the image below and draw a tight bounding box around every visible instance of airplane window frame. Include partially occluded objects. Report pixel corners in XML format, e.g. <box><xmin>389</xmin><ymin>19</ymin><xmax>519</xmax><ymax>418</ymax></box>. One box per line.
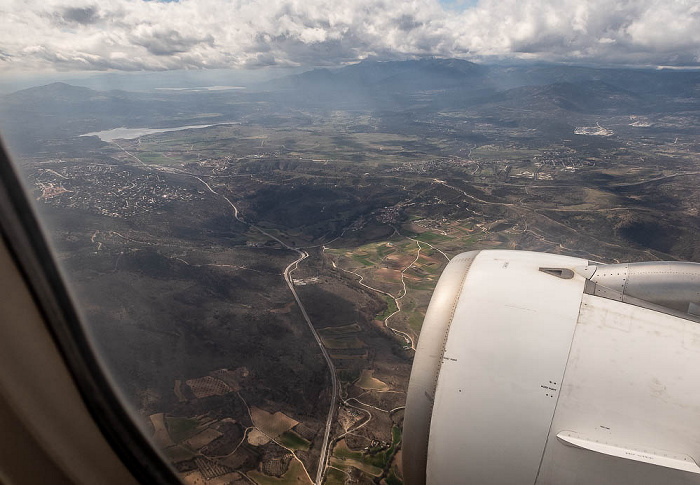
<box><xmin>0</xmin><ymin>138</ymin><xmax>181</xmax><ymax>485</ymax></box>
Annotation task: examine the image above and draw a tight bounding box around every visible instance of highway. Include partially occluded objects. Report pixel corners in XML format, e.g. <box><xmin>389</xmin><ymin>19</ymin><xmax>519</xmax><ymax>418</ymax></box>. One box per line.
<box><xmin>183</xmin><ymin>171</ymin><xmax>337</xmax><ymax>485</ymax></box>
<box><xmin>111</xmin><ymin>152</ymin><xmax>341</xmax><ymax>484</ymax></box>
<box><xmin>283</xmin><ymin>251</ymin><xmax>338</xmax><ymax>485</ymax></box>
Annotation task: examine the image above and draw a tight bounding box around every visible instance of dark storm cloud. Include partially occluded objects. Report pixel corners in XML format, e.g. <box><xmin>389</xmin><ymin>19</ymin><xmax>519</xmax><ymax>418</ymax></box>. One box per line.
<box><xmin>61</xmin><ymin>6</ymin><xmax>100</xmax><ymax>25</ymax></box>
<box><xmin>251</xmin><ymin>34</ymin><xmax>371</xmax><ymax>67</ymax></box>
<box><xmin>131</xmin><ymin>29</ymin><xmax>215</xmax><ymax>56</ymax></box>
<box><xmin>396</xmin><ymin>14</ymin><xmax>423</xmax><ymax>32</ymax></box>
<box><xmin>244</xmin><ymin>53</ymin><xmax>277</xmax><ymax>68</ymax></box>
<box><xmin>511</xmin><ymin>34</ymin><xmax>577</xmax><ymax>55</ymax></box>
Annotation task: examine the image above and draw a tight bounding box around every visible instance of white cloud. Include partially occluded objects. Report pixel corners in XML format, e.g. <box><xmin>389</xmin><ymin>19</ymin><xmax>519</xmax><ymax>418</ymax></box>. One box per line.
<box><xmin>0</xmin><ymin>0</ymin><xmax>699</xmax><ymax>73</ymax></box>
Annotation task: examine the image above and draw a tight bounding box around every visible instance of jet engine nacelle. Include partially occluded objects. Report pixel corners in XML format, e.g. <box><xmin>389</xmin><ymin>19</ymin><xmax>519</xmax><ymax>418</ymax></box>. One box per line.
<box><xmin>403</xmin><ymin>250</ymin><xmax>700</xmax><ymax>485</ymax></box>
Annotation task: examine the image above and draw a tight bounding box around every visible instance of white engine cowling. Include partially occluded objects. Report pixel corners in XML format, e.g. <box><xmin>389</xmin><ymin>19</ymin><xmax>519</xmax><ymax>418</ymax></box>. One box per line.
<box><xmin>403</xmin><ymin>250</ymin><xmax>700</xmax><ymax>485</ymax></box>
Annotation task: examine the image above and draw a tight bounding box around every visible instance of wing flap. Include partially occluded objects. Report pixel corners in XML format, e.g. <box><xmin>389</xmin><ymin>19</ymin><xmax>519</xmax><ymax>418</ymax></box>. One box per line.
<box><xmin>557</xmin><ymin>431</ymin><xmax>700</xmax><ymax>475</ymax></box>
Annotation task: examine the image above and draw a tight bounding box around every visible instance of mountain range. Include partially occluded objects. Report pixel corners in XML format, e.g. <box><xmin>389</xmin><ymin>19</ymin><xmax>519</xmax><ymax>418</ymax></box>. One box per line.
<box><xmin>1</xmin><ymin>59</ymin><xmax>698</xmax><ymax>155</ymax></box>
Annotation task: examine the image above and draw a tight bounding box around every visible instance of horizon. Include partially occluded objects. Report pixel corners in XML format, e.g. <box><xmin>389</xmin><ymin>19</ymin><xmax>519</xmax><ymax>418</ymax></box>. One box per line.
<box><xmin>3</xmin><ymin>56</ymin><xmax>700</xmax><ymax>95</ymax></box>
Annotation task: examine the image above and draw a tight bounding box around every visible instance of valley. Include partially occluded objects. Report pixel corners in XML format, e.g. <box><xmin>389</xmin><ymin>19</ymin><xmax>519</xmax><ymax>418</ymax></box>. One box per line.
<box><xmin>2</xmin><ymin>59</ymin><xmax>699</xmax><ymax>485</ymax></box>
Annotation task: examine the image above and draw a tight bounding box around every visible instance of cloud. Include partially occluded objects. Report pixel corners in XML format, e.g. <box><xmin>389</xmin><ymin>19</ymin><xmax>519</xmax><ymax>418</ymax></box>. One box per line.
<box><xmin>130</xmin><ymin>28</ymin><xmax>214</xmax><ymax>56</ymax></box>
<box><xmin>244</xmin><ymin>52</ymin><xmax>277</xmax><ymax>68</ymax></box>
<box><xmin>58</xmin><ymin>6</ymin><xmax>100</xmax><ymax>25</ymax></box>
<box><xmin>0</xmin><ymin>0</ymin><xmax>699</xmax><ymax>73</ymax></box>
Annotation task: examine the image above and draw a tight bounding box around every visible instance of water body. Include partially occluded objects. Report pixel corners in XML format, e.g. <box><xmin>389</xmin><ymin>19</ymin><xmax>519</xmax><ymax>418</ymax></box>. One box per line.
<box><xmin>81</xmin><ymin>123</ymin><xmax>236</xmax><ymax>142</ymax></box>
<box><xmin>155</xmin><ymin>86</ymin><xmax>246</xmax><ymax>91</ymax></box>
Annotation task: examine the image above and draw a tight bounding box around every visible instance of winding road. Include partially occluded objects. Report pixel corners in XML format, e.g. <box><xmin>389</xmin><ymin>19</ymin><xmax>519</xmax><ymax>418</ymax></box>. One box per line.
<box><xmin>283</xmin><ymin>251</ymin><xmax>338</xmax><ymax>485</ymax></box>
<box><xmin>111</xmin><ymin>145</ymin><xmax>339</xmax><ymax>484</ymax></box>
<box><xmin>337</xmin><ymin>266</ymin><xmax>415</xmax><ymax>350</ymax></box>
<box><xmin>184</xmin><ymin>172</ymin><xmax>338</xmax><ymax>485</ymax></box>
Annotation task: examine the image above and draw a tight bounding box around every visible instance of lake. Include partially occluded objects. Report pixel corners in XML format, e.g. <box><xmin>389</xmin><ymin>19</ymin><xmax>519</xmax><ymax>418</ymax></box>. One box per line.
<box><xmin>81</xmin><ymin>123</ymin><xmax>236</xmax><ymax>142</ymax></box>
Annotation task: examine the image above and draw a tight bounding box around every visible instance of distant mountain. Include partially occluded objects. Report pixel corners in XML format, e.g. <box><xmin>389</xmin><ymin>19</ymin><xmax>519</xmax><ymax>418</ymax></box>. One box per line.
<box><xmin>340</xmin><ymin>58</ymin><xmax>486</xmax><ymax>88</ymax></box>
<box><xmin>1</xmin><ymin>82</ymin><xmax>141</xmax><ymax>118</ymax></box>
<box><xmin>267</xmin><ymin>58</ymin><xmax>699</xmax><ymax>96</ymax></box>
<box><xmin>261</xmin><ymin>58</ymin><xmax>700</xmax><ymax>113</ymax></box>
<box><xmin>0</xmin><ymin>82</ymin><xmax>237</xmax><ymax>155</ymax></box>
<box><xmin>1</xmin><ymin>60</ymin><xmax>698</xmax><ymax>156</ymax></box>
<box><xmin>488</xmin><ymin>64</ymin><xmax>699</xmax><ymax>93</ymax></box>
<box><xmin>485</xmin><ymin>80</ymin><xmax>646</xmax><ymax>114</ymax></box>
<box><xmin>263</xmin><ymin>58</ymin><xmax>489</xmax><ymax>93</ymax></box>
<box><xmin>0</xmin><ymin>83</ymin><xmax>106</xmax><ymax>154</ymax></box>
<box><xmin>4</xmin><ymin>82</ymin><xmax>96</xmax><ymax>102</ymax></box>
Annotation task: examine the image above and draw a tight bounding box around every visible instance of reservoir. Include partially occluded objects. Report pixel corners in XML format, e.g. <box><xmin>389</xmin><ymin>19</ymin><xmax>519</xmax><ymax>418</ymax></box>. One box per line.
<box><xmin>81</xmin><ymin>123</ymin><xmax>236</xmax><ymax>142</ymax></box>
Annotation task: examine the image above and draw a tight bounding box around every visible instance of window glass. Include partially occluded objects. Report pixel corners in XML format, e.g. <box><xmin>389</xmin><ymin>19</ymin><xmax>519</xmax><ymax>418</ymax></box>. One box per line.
<box><xmin>1</xmin><ymin>2</ymin><xmax>699</xmax><ymax>484</ymax></box>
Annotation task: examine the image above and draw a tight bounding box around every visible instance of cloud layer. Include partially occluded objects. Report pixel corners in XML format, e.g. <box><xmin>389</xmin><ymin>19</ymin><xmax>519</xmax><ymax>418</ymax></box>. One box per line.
<box><xmin>1</xmin><ymin>0</ymin><xmax>699</xmax><ymax>72</ymax></box>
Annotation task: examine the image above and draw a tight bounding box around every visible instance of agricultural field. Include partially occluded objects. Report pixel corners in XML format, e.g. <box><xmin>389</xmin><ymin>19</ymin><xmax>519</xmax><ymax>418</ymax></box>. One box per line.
<box><xmin>250</xmin><ymin>408</ymin><xmax>299</xmax><ymax>439</ymax></box>
<box><xmin>248</xmin><ymin>460</ymin><xmax>313</xmax><ymax>485</ymax></box>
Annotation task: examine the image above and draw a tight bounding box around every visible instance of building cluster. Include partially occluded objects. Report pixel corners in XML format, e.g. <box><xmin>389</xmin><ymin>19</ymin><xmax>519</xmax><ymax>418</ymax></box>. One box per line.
<box><xmin>33</xmin><ymin>163</ymin><xmax>205</xmax><ymax>218</ymax></box>
<box><xmin>375</xmin><ymin>206</ymin><xmax>402</xmax><ymax>224</ymax></box>
<box><xmin>413</xmin><ymin>217</ymin><xmax>448</xmax><ymax>233</ymax></box>
<box><xmin>389</xmin><ymin>158</ymin><xmax>472</xmax><ymax>174</ymax></box>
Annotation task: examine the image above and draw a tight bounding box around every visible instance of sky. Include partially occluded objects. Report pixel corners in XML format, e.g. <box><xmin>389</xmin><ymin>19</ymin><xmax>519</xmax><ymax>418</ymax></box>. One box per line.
<box><xmin>1</xmin><ymin>0</ymin><xmax>699</xmax><ymax>75</ymax></box>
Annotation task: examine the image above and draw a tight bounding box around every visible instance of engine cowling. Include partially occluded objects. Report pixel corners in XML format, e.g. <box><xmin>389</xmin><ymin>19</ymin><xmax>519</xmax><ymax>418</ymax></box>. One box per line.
<box><xmin>403</xmin><ymin>250</ymin><xmax>700</xmax><ymax>485</ymax></box>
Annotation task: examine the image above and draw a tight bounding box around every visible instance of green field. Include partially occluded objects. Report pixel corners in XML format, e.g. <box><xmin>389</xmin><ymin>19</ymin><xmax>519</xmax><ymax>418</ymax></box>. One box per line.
<box><xmin>408</xmin><ymin>310</ymin><xmax>425</xmax><ymax>333</ymax></box>
<box><xmin>162</xmin><ymin>444</ymin><xmax>196</xmax><ymax>462</ymax></box>
<box><xmin>278</xmin><ymin>430</ymin><xmax>311</xmax><ymax>451</ymax></box>
<box><xmin>405</xmin><ymin>280</ymin><xmax>436</xmax><ymax>291</ymax></box>
<box><xmin>333</xmin><ymin>441</ymin><xmax>365</xmax><ymax>461</ymax></box>
<box><xmin>166</xmin><ymin>417</ymin><xmax>199</xmax><ymax>443</ymax></box>
<box><xmin>319</xmin><ymin>323</ymin><xmax>362</xmax><ymax>335</ymax></box>
<box><xmin>412</xmin><ymin>231</ymin><xmax>451</xmax><ymax>243</ymax></box>
<box><xmin>389</xmin><ymin>426</ymin><xmax>401</xmax><ymax>455</ymax></box>
<box><xmin>330</xmin><ymin>456</ymin><xmax>383</xmax><ymax>477</ymax></box>
<box><xmin>387</xmin><ymin>469</ymin><xmax>404</xmax><ymax>485</ymax></box>
<box><xmin>324</xmin><ymin>467</ymin><xmax>348</xmax><ymax>485</ymax></box>
<box><xmin>376</xmin><ymin>295</ymin><xmax>398</xmax><ymax>321</ymax></box>
<box><xmin>351</xmin><ymin>253</ymin><xmax>374</xmax><ymax>267</ymax></box>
